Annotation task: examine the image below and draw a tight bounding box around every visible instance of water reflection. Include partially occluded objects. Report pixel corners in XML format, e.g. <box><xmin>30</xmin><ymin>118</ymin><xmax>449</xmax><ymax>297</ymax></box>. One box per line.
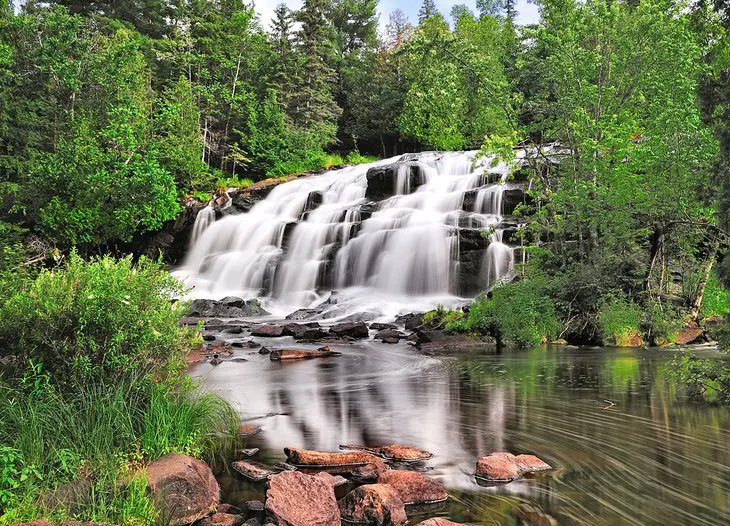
<box><xmin>192</xmin><ymin>343</ymin><xmax>730</xmax><ymax>525</ymax></box>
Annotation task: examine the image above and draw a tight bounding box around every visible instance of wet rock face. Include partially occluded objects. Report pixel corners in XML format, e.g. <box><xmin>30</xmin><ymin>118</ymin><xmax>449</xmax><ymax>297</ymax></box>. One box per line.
<box><xmin>376</xmin><ymin>470</ymin><xmax>448</xmax><ymax>505</ymax></box>
<box><xmin>145</xmin><ymin>453</ymin><xmax>220</xmax><ymax>526</ymax></box>
<box><xmin>338</xmin><ymin>484</ymin><xmax>407</xmax><ymax>526</ymax></box>
<box><xmin>395</xmin><ymin>313</ymin><xmax>424</xmax><ymax>330</ymax></box>
<box><xmin>475</xmin><ymin>452</ymin><xmax>551</xmax><ymax>483</ymax></box>
<box><xmin>189</xmin><ymin>298</ymin><xmax>269</xmax><ymax>318</ymax></box>
<box><xmin>329</xmin><ymin>321</ymin><xmax>369</xmax><ymax>339</ymax></box>
<box><xmin>365</xmin><ymin>163</ymin><xmax>426</xmax><ymax>200</ymax></box>
<box><xmin>265</xmin><ymin>471</ymin><xmax>340</xmax><ymax>526</ymax></box>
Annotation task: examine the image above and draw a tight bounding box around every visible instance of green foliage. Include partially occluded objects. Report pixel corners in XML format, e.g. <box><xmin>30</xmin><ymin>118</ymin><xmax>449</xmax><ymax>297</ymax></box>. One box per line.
<box><xmin>0</xmin><ymin>377</ymin><xmax>238</xmax><ymax>523</ymax></box>
<box><xmin>464</xmin><ymin>277</ymin><xmax>561</xmax><ymax>347</ymax></box>
<box><xmin>0</xmin><ymin>253</ymin><xmax>193</xmax><ymax>385</ymax></box>
<box><xmin>598</xmin><ymin>297</ymin><xmax>642</xmax><ymax>347</ymax></box>
<box><xmin>423</xmin><ymin>305</ymin><xmax>465</xmax><ymax>328</ymax></box>
<box><xmin>670</xmin><ymin>354</ymin><xmax>730</xmax><ymax>404</ymax></box>
<box><xmin>701</xmin><ymin>274</ymin><xmax>730</xmax><ymax>318</ymax></box>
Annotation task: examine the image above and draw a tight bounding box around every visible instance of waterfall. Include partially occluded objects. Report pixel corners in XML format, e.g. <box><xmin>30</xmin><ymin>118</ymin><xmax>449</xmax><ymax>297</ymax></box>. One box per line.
<box><xmin>175</xmin><ymin>151</ymin><xmax>524</xmax><ymax>318</ymax></box>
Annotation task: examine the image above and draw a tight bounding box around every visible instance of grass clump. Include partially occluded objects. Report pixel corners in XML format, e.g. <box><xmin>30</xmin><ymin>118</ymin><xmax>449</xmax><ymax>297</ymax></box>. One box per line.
<box><xmin>598</xmin><ymin>296</ymin><xmax>643</xmax><ymax>347</ymax></box>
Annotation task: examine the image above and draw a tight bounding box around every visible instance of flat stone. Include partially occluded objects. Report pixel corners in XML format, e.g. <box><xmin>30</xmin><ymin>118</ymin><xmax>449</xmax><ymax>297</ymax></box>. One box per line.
<box><xmin>284</xmin><ymin>447</ymin><xmax>384</xmax><ymax>470</ymax></box>
<box><xmin>369</xmin><ymin>322</ymin><xmax>397</xmax><ymax>331</ymax></box>
<box><xmin>351</xmin><ymin>462</ymin><xmax>387</xmax><ymax>482</ymax></box>
<box><xmin>241</xmin><ymin>448</ymin><xmax>259</xmax><ymax>457</ymax></box>
<box><xmin>231</xmin><ymin>461</ymin><xmax>274</xmax><ymax>481</ymax></box>
<box><xmin>340</xmin><ymin>444</ymin><xmax>433</xmax><ymax>462</ymax></box>
<box><xmin>315</xmin><ymin>472</ymin><xmax>349</xmax><ymax>487</ymax></box>
<box><xmin>239</xmin><ymin>424</ymin><xmax>262</xmax><ymax>437</ymax></box>
<box><xmin>145</xmin><ymin>453</ymin><xmax>219</xmax><ymax>525</ymax></box>
<box><xmin>265</xmin><ymin>471</ymin><xmax>340</xmax><ymax>526</ymax></box>
<box><xmin>270</xmin><ymin>348</ymin><xmax>341</xmax><ymax>361</ymax></box>
<box><xmin>218</xmin><ymin>503</ymin><xmax>244</xmax><ymax>515</ymax></box>
<box><xmin>250</xmin><ymin>324</ymin><xmax>284</xmax><ymax>337</ymax></box>
<box><xmin>413</xmin><ymin>520</ymin><xmax>464</xmax><ymax>526</ymax></box>
<box><xmin>475</xmin><ymin>452</ymin><xmax>551</xmax><ymax>483</ymax></box>
<box><xmin>245</xmin><ymin>500</ymin><xmax>265</xmax><ymax>512</ymax></box>
<box><xmin>329</xmin><ymin>322</ymin><xmax>369</xmax><ymax>339</ymax></box>
<box><xmin>338</xmin><ymin>484</ymin><xmax>407</xmax><ymax>526</ymax></box>
<box><xmin>377</xmin><ymin>470</ymin><xmax>448</xmax><ymax>505</ymax></box>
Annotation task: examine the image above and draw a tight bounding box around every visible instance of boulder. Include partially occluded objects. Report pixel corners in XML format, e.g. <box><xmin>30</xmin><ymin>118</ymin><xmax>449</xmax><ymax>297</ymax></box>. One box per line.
<box><xmin>231</xmin><ymin>461</ymin><xmax>274</xmax><ymax>482</ymax></box>
<box><xmin>198</xmin><ymin>513</ymin><xmax>246</xmax><ymax>526</ymax></box>
<box><xmin>239</xmin><ymin>424</ymin><xmax>262</xmax><ymax>437</ymax></box>
<box><xmin>376</xmin><ymin>470</ymin><xmax>447</xmax><ymax>505</ymax></box>
<box><xmin>315</xmin><ymin>472</ymin><xmax>349</xmax><ymax>487</ymax></box>
<box><xmin>250</xmin><ymin>324</ymin><xmax>284</xmax><ymax>337</ymax></box>
<box><xmin>675</xmin><ymin>327</ymin><xmax>705</xmax><ymax>345</ymax></box>
<box><xmin>219</xmin><ymin>504</ymin><xmax>244</xmax><ymax>515</ymax></box>
<box><xmin>416</xmin><ymin>330</ymin><xmax>495</xmax><ymax>354</ymax></box>
<box><xmin>145</xmin><ymin>453</ymin><xmax>219</xmax><ymax>526</ymax></box>
<box><xmin>329</xmin><ymin>322</ymin><xmax>369</xmax><ymax>339</ymax></box>
<box><xmin>369</xmin><ymin>323</ymin><xmax>396</xmax><ymax>331</ymax></box>
<box><xmin>270</xmin><ymin>348</ymin><xmax>342</xmax><ymax>361</ymax></box>
<box><xmin>339</xmin><ymin>444</ymin><xmax>432</xmax><ymax>462</ymax></box>
<box><xmin>265</xmin><ymin>471</ymin><xmax>340</xmax><ymax>526</ymax></box>
<box><xmin>338</xmin><ymin>484</ymin><xmax>407</xmax><ymax>526</ymax></box>
<box><xmin>284</xmin><ymin>447</ymin><xmax>383</xmax><ymax>470</ymax></box>
<box><xmin>475</xmin><ymin>452</ymin><xmax>551</xmax><ymax>483</ymax></box>
<box><xmin>395</xmin><ymin>313</ymin><xmax>424</xmax><ymax>330</ymax></box>
<box><xmin>375</xmin><ymin>330</ymin><xmax>406</xmax><ymax>343</ymax></box>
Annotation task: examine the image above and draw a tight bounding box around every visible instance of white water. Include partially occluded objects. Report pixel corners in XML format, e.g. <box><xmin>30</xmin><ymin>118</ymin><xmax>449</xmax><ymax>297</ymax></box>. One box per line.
<box><xmin>175</xmin><ymin>151</ymin><xmax>522</xmax><ymax>319</ymax></box>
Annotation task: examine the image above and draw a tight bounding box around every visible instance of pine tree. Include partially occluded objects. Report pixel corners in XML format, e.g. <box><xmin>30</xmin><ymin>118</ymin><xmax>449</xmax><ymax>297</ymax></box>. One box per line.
<box><xmin>504</xmin><ymin>0</ymin><xmax>517</xmax><ymax>22</ymax></box>
<box><xmin>476</xmin><ymin>0</ymin><xmax>503</xmax><ymax>18</ymax></box>
<box><xmin>270</xmin><ymin>3</ymin><xmax>298</xmax><ymax>120</ymax></box>
<box><xmin>292</xmin><ymin>0</ymin><xmax>340</xmax><ymax>136</ymax></box>
<box><xmin>418</xmin><ymin>0</ymin><xmax>438</xmax><ymax>23</ymax></box>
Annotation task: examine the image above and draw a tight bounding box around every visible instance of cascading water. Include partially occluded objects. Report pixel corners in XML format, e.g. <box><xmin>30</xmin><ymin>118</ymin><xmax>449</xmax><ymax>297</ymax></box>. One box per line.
<box><xmin>175</xmin><ymin>151</ymin><xmax>525</xmax><ymax>318</ymax></box>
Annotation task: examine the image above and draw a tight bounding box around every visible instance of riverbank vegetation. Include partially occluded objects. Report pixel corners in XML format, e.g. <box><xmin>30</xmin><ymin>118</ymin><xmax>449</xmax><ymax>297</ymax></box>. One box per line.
<box><xmin>0</xmin><ymin>252</ymin><xmax>238</xmax><ymax>523</ymax></box>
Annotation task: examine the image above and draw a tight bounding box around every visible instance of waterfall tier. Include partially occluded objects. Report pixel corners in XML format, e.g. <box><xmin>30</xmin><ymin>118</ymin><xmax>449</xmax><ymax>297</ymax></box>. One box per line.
<box><xmin>176</xmin><ymin>151</ymin><xmax>529</xmax><ymax>319</ymax></box>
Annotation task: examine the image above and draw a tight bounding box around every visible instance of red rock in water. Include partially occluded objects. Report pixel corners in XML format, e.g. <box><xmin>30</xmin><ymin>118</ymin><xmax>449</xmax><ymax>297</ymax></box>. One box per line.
<box><xmin>231</xmin><ymin>461</ymin><xmax>274</xmax><ymax>481</ymax></box>
<box><xmin>145</xmin><ymin>453</ymin><xmax>219</xmax><ymax>525</ymax></box>
<box><xmin>338</xmin><ymin>484</ymin><xmax>407</xmax><ymax>526</ymax></box>
<box><xmin>675</xmin><ymin>327</ymin><xmax>705</xmax><ymax>345</ymax></box>
<box><xmin>239</xmin><ymin>424</ymin><xmax>262</xmax><ymax>437</ymax></box>
<box><xmin>284</xmin><ymin>447</ymin><xmax>382</xmax><ymax>469</ymax></box>
<box><xmin>475</xmin><ymin>452</ymin><xmax>551</xmax><ymax>483</ymax></box>
<box><xmin>514</xmin><ymin>454</ymin><xmax>552</xmax><ymax>473</ymax></box>
<box><xmin>269</xmin><ymin>348</ymin><xmax>341</xmax><ymax>361</ymax></box>
<box><xmin>265</xmin><ymin>471</ymin><xmax>340</xmax><ymax>526</ymax></box>
<box><xmin>377</xmin><ymin>470</ymin><xmax>448</xmax><ymax>505</ymax></box>
<box><xmin>340</xmin><ymin>443</ymin><xmax>433</xmax><ymax>462</ymax></box>
<box><xmin>351</xmin><ymin>462</ymin><xmax>387</xmax><ymax>482</ymax></box>
<box><xmin>198</xmin><ymin>513</ymin><xmax>246</xmax><ymax>526</ymax></box>
<box><xmin>413</xmin><ymin>520</ymin><xmax>465</xmax><ymax>526</ymax></box>
<box><xmin>315</xmin><ymin>471</ymin><xmax>349</xmax><ymax>487</ymax></box>
<box><xmin>250</xmin><ymin>324</ymin><xmax>284</xmax><ymax>337</ymax></box>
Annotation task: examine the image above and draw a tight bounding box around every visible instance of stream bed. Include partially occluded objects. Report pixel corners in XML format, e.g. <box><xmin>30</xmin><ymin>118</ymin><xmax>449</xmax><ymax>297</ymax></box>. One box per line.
<box><xmin>189</xmin><ymin>340</ymin><xmax>730</xmax><ymax>525</ymax></box>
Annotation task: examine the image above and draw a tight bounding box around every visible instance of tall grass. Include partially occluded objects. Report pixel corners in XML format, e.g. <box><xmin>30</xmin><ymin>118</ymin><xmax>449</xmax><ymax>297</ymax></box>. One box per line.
<box><xmin>0</xmin><ymin>375</ymin><xmax>239</xmax><ymax>524</ymax></box>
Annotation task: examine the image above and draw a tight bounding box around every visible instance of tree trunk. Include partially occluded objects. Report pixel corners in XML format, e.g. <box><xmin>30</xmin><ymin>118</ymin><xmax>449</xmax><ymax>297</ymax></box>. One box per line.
<box><xmin>690</xmin><ymin>237</ymin><xmax>720</xmax><ymax>322</ymax></box>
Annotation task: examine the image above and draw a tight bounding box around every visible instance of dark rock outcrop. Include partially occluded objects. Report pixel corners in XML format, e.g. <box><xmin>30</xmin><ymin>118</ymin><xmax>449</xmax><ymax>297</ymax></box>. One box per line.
<box><xmin>330</xmin><ymin>322</ymin><xmax>369</xmax><ymax>339</ymax></box>
<box><xmin>365</xmin><ymin>162</ymin><xmax>426</xmax><ymax>200</ymax></box>
<box><xmin>189</xmin><ymin>298</ymin><xmax>269</xmax><ymax>318</ymax></box>
<box><xmin>145</xmin><ymin>453</ymin><xmax>219</xmax><ymax>526</ymax></box>
<box><xmin>265</xmin><ymin>472</ymin><xmax>340</xmax><ymax>526</ymax></box>
<box><xmin>250</xmin><ymin>324</ymin><xmax>284</xmax><ymax>337</ymax></box>
<box><xmin>395</xmin><ymin>313</ymin><xmax>424</xmax><ymax>330</ymax></box>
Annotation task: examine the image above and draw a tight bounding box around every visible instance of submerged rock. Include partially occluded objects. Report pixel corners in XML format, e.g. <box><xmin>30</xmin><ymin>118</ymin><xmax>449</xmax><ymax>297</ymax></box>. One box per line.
<box><xmin>269</xmin><ymin>347</ymin><xmax>342</xmax><ymax>361</ymax></box>
<box><xmin>351</xmin><ymin>462</ymin><xmax>388</xmax><ymax>482</ymax></box>
<box><xmin>475</xmin><ymin>452</ymin><xmax>551</xmax><ymax>483</ymax></box>
<box><xmin>375</xmin><ymin>329</ymin><xmax>406</xmax><ymax>343</ymax></box>
<box><xmin>339</xmin><ymin>444</ymin><xmax>433</xmax><ymax>462</ymax></box>
<box><xmin>231</xmin><ymin>461</ymin><xmax>274</xmax><ymax>482</ymax></box>
<box><xmin>284</xmin><ymin>447</ymin><xmax>383</xmax><ymax>470</ymax></box>
<box><xmin>145</xmin><ymin>453</ymin><xmax>219</xmax><ymax>525</ymax></box>
<box><xmin>265</xmin><ymin>471</ymin><xmax>340</xmax><ymax>526</ymax></box>
<box><xmin>413</xmin><ymin>520</ymin><xmax>464</xmax><ymax>526</ymax></box>
<box><xmin>370</xmin><ymin>322</ymin><xmax>397</xmax><ymax>331</ymax></box>
<box><xmin>338</xmin><ymin>484</ymin><xmax>407</xmax><ymax>526</ymax></box>
<box><xmin>377</xmin><ymin>470</ymin><xmax>447</xmax><ymax>505</ymax></box>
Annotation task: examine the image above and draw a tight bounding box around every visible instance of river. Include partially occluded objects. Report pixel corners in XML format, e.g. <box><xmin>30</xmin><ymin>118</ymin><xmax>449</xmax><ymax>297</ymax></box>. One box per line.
<box><xmin>189</xmin><ymin>340</ymin><xmax>730</xmax><ymax>525</ymax></box>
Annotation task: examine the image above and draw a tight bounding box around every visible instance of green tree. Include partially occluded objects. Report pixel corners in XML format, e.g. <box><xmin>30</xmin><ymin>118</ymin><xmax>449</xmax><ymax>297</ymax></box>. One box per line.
<box><xmin>418</xmin><ymin>0</ymin><xmax>439</xmax><ymax>23</ymax></box>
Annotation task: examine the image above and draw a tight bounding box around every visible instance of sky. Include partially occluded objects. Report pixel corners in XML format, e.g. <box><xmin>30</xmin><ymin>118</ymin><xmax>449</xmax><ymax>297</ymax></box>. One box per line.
<box><xmin>255</xmin><ymin>1</ymin><xmax>541</xmax><ymax>33</ymax></box>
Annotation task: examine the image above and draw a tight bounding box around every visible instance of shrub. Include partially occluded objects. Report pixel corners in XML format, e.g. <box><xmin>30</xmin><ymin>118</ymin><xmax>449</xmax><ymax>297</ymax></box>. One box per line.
<box><xmin>464</xmin><ymin>276</ymin><xmax>561</xmax><ymax>347</ymax></box>
<box><xmin>0</xmin><ymin>253</ymin><xmax>195</xmax><ymax>386</ymax></box>
<box><xmin>598</xmin><ymin>297</ymin><xmax>642</xmax><ymax>346</ymax></box>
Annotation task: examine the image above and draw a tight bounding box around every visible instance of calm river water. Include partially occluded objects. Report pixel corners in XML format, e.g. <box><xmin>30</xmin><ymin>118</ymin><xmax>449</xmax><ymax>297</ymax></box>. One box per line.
<box><xmin>190</xmin><ymin>340</ymin><xmax>730</xmax><ymax>525</ymax></box>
